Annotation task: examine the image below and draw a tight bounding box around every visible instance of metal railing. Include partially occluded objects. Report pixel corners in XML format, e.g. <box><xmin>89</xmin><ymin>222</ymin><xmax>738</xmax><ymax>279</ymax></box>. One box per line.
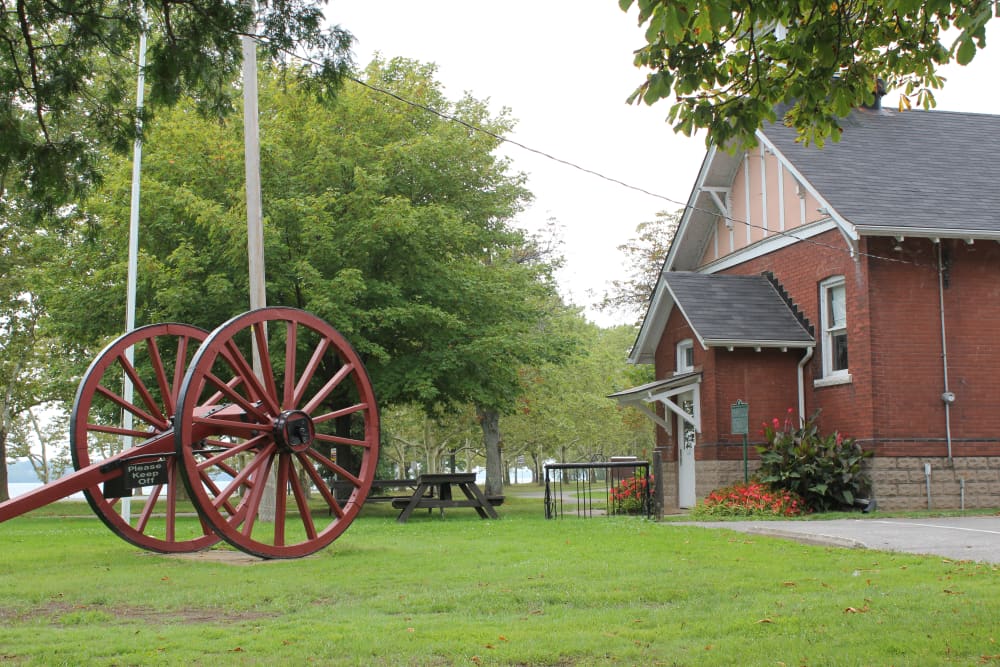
<box><xmin>543</xmin><ymin>461</ymin><xmax>652</xmax><ymax>519</ymax></box>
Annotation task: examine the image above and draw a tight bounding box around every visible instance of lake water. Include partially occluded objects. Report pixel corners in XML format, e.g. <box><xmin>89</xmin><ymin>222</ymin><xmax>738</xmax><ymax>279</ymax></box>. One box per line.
<box><xmin>8</xmin><ymin>468</ymin><xmax>534</xmax><ymax>501</ymax></box>
<box><xmin>7</xmin><ymin>482</ymin><xmax>85</xmax><ymax>501</ymax></box>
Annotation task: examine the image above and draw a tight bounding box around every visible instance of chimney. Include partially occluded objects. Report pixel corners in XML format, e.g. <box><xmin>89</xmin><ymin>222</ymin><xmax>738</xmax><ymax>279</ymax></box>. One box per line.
<box><xmin>862</xmin><ymin>78</ymin><xmax>887</xmax><ymax>111</ymax></box>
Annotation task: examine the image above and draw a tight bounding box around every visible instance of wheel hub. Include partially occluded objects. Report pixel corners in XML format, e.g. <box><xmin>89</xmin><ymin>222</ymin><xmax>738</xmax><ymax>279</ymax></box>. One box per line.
<box><xmin>274</xmin><ymin>410</ymin><xmax>315</xmax><ymax>452</ymax></box>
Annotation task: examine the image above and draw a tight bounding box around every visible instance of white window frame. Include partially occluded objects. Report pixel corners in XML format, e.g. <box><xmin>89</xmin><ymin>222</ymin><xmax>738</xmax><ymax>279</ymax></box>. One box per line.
<box><xmin>676</xmin><ymin>338</ymin><xmax>694</xmax><ymax>374</ymax></box>
<box><xmin>817</xmin><ymin>276</ymin><xmax>851</xmax><ymax>385</ymax></box>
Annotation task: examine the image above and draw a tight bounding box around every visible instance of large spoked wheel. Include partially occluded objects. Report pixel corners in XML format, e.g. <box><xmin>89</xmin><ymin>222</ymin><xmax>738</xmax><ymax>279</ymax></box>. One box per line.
<box><xmin>174</xmin><ymin>307</ymin><xmax>380</xmax><ymax>559</ymax></box>
<box><xmin>70</xmin><ymin>323</ymin><xmax>222</xmax><ymax>553</ymax></box>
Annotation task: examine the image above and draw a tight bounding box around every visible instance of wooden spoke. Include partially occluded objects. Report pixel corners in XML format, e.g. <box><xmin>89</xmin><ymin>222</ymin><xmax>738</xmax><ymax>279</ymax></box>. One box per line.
<box><xmin>69</xmin><ymin>323</ymin><xmax>219</xmax><ymax>554</ymax></box>
<box><xmin>175</xmin><ymin>308</ymin><xmax>379</xmax><ymax>559</ymax></box>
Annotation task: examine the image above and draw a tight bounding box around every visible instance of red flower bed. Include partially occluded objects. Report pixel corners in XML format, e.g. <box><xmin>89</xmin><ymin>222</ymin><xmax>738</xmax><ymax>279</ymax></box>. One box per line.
<box><xmin>696</xmin><ymin>481</ymin><xmax>806</xmax><ymax>518</ymax></box>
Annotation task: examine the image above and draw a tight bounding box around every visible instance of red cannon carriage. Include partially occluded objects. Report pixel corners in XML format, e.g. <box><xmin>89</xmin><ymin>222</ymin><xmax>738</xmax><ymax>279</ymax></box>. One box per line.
<box><xmin>0</xmin><ymin>307</ymin><xmax>379</xmax><ymax>559</ymax></box>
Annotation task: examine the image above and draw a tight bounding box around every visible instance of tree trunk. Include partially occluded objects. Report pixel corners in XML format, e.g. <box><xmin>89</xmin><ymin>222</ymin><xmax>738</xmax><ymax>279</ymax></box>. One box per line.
<box><xmin>477</xmin><ymin>405</ymin><xmax>503</xmax><ymax>497</ymax></box>
<box><xmin>0</xmin><ymin>428</ymin><xmax>8</xmax><ymax>502</ymax></box>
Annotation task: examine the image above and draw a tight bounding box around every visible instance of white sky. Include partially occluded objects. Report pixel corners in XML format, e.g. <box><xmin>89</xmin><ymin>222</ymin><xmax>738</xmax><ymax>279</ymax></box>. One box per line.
<box><xmin>329</xmin><ymin>2</ymin><xmax>1000</xmax><ymax>327</ymax></box>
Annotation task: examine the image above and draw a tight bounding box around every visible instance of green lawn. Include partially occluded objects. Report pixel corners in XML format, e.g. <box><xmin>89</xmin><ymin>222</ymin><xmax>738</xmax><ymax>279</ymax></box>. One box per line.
<box><xmin>1</xmin><ymin>486</ymin><xmax>997</xmax><ymax>666</ymax></box>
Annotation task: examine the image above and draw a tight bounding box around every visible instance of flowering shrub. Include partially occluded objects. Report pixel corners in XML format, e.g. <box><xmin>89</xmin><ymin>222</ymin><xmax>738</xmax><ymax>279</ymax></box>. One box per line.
<box><xmin>756</xmin><ymin>409</ymin><xmax>872</xmax><ymax>512</ymax></box>
<box><xmin>609</xmin><ymin>475</ymin><xmax>652</xmax><ymax>515</ymax></box>
<box><xmin>691</xmin><ymin>481</ymin><xmax>806</xmax><ymax>518</ymax></box>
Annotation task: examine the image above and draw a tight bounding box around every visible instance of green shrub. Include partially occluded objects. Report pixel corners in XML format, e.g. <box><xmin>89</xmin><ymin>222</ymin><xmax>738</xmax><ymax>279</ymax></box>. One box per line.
<box><xmin>756</xmin><ymin>409</ymin><xmax>872</xmax><ymax>512</ymax></box>
<box><xmin>691</xmin><ymin>481</ymin><xmax>806</xmax><ymax>518</ymax></box>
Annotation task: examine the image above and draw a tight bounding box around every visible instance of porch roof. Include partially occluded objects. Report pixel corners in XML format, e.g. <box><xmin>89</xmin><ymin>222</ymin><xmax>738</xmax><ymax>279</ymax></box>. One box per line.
<box><xmin>607</xmin><ymin>371</ymin><xmax>702</xmax><ymax>403</ymax></box>
<box><xmin>649</xmin><ymin>272</ymin><xmax>814</xmax><ymax>358</ymax></box>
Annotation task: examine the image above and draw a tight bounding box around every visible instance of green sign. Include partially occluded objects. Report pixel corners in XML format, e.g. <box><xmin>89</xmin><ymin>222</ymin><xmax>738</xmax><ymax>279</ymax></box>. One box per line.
<box><xmin>730</xmin><ymin>400</ymin><xmax>749</xmax><ymax>435</ymax></box>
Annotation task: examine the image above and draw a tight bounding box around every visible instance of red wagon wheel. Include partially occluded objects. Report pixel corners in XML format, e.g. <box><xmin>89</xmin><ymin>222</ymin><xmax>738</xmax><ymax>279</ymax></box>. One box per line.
<box><xmin>70</xmin><ymin>323</ymin><xmax>223</xmax><ymax>553</ymax></box>
<box><xmin>174</xmin><ymin>307</ymin><xmax>380</xmax><ymax>559</ymax></box>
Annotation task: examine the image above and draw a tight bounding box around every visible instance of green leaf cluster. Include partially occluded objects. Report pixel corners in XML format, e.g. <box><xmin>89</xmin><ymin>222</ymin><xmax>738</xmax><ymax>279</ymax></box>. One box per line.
<box><xmin>620</xmin><ymin>0</ymin><xmax>995</xmax><ymax>147</ymax></box>
<box><xmin>0</xmin><ymin>0</ymin><xmax>352</xmax><ymax>214</ymax></box>
<box><xmin>755</xmin><ymin>410</ymin><xmax>872</xmax><ymax>511</ymax></box>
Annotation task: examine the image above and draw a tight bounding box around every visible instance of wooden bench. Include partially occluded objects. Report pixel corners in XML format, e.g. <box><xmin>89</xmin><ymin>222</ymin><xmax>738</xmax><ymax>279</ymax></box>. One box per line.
<box><xmin>391</xmin><ymin>495</ymin><xmax>505</xmax><ymax>509</ymax></box>
<box><xmin>331</xmin><ymin>479</ymin><xmax>423</xmax><ymax>503</ymax></box>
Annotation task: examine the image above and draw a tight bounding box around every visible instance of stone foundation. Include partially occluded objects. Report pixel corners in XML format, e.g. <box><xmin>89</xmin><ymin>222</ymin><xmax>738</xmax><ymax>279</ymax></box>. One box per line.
<box><xmin>868</xmin><ymin>456</ymin><xmax>1000</xmax><ymax>510</ymax></box>
<box><xmin>656</xmin><ymin>455</ymin><xmax>1000</xmax><ymax>512</ymax></box>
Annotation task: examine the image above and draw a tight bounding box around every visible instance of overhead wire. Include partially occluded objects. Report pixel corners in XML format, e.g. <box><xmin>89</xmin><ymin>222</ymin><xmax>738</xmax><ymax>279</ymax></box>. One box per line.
<box><xmin>347</xmin><ymin>70</ymin><xmax>930</xmax><ymax>270</ymax></box>
<box><xmin>242</xmin><ymin>28</ymin><xmax>935</xmax><ymax>271</ymax></box>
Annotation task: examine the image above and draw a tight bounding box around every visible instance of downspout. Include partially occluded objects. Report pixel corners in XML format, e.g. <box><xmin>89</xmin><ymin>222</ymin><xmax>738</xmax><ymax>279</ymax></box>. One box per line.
<box><xmin>937</xmin><ymin>243</ymin><xmax>954</xmax><ymax>464</ymax></box>
<box><xmin>797</xmin><ymin>347</ymin><xmax>814</xmax><ymax>425</ymax></box>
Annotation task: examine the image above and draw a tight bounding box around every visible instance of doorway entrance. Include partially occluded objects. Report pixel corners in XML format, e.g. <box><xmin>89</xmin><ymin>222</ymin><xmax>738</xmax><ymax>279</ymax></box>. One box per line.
<box><xmin>677</xmin><ymin>394</ymin><xmax>697</xmax><ymax>508</ymax></box>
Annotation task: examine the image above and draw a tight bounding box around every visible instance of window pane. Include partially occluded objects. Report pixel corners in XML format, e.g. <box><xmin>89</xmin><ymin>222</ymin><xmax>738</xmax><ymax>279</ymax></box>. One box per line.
<box><xmin>684</xmin><ymin>346</ymin><xmax>694</xmax><ymax>368</ymax></box>
<box><xmin>832</xmin><ymin>332</ymin><xmax>848</xmax><ymax>371</ymax></box>
<box><xmin>828</xmin><ymin>284</ymin><xmax>846</xmax><ymax>327</ymax></box>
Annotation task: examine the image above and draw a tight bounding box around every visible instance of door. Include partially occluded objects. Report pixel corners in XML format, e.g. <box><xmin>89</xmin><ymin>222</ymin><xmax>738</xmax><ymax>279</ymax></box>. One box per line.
<box><xmin>677</xmin><ymin>394</ymin><xmax>697</xmax><ymax>508</ymax></box>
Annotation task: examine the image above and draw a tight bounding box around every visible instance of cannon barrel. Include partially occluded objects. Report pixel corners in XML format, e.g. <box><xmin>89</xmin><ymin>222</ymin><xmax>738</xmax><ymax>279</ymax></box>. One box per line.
<box><xmin>0</xmin><ymin>432</ymin><xmax>173</xmax><ymax>523</ymax></box>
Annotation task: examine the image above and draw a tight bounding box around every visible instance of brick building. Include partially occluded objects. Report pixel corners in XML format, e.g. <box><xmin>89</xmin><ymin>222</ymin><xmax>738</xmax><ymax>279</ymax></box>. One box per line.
<box><xmin>613</xmin><ymin>107</ymin><xmax>1000</xmax><ymax>511</ymax></box>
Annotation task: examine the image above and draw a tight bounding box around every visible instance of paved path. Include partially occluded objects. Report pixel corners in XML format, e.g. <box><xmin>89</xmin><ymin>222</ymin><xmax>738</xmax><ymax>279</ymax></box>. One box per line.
<box><xmin>671</xmin><ymin>516</ymin><xmax>1000</xmax><ymax>564</ymax></box>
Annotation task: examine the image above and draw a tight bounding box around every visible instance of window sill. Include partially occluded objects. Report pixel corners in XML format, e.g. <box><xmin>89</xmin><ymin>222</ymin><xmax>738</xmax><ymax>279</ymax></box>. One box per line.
<box><xmin>814</xmin><ymin>374</ymin><xmax>852</xmax><ymax>388</ymax></box>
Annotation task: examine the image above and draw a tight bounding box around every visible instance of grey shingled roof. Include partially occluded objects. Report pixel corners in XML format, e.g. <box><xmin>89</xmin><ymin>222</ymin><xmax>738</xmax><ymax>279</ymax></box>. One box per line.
<box><xmin>664</xmin><ymin>272</ymin><xmax>813</xmax><ymax>347</ymax></box>
<box><xmin>761</xmin><ymin>109</ymin><xmax>1000</xmax><ymax>235</ymax></box>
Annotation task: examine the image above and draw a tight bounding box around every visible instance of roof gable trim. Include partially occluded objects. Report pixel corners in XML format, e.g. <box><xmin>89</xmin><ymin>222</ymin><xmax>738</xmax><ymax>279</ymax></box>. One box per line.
<box><xmin>755</xmin><ymin>129</ymin><xmax>860</xmax><ymax>244</ymax></box>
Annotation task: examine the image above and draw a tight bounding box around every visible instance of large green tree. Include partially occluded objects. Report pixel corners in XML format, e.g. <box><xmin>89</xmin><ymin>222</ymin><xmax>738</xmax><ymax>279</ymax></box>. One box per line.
<box><xmin>621</xmin><ymin>0</ymin><xmax>996</xmax><ymax>146</ymax></box>
<box><xmin>45</xmin><ymin>57</ymin><xmax>573</xmax><ymax>494</ymax></box>
<box><xmin>0</xmin><ymin>0</ymin><xmax>351</xmax><ymax>214</ymax></box>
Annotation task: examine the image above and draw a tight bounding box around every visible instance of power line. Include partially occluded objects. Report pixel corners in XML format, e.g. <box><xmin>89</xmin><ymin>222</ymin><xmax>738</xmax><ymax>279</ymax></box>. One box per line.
<box><xmin>347</xmin><ymin>73</ymin><xmax>928</xmax><ymax>270</ymax></box>
<box><xmin>245</xmin><ymin>31</ymin><xmax>932</xmax><ymax>271</ymax></box>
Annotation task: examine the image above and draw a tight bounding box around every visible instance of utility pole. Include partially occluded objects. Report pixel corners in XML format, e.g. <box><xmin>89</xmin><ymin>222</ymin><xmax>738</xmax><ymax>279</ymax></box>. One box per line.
<box><xmin>242</xmin><ymin>24</ymin><xmax>276</xmax><ymax>522</ymax></box>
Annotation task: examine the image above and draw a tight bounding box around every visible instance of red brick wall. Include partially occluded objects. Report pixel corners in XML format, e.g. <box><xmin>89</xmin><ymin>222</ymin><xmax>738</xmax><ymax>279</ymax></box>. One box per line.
<box><xmin>720</xmin><ymin>229</ymin><xmax>875</xmax><ymax>440</ymax></box>
<box><xmin>704</xmin><ymin>349</ymin><xmax>801</xmax><ymax>461</ymax></box>
<box><xmin>866</xmin><ymin>237</ymin><xmax>1000</xmax><ymax>456</ymax></box>
<box><xmin>650</xmin><ymin>232</ymin><xmax>1000</xmax><ymax>507</ymax></box>
<box><xmin>653</xmin><ymin>301</ymin><xmax>801</xmax><ymax>463</ymax></box>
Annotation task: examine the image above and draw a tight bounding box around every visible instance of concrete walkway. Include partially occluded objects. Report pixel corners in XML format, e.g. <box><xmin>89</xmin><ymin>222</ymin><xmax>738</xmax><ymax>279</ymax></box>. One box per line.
<box><xmin>670</xmin><ymin>516</ymin><xmax>1000</xmax><ymax>564</ymax></box>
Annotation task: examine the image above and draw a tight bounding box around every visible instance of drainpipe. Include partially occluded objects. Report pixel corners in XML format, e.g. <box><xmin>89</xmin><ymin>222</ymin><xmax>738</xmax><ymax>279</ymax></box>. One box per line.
<box><xmin>937</xmin><ymin>243</ymin><xmax>954</xmax><ymax>464</ymax></box>
<box><xmin>797</xmin><ymin>347</ymin><xmax>814</xmax><ymax>425</ymax></box>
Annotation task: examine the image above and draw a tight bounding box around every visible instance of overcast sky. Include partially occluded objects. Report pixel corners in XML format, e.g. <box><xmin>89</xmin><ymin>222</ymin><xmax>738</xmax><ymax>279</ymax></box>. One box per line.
<box><xmin>328</xmin><ymin>2</ymin><xmax>1000</xmax><ymax>327</ymax></box>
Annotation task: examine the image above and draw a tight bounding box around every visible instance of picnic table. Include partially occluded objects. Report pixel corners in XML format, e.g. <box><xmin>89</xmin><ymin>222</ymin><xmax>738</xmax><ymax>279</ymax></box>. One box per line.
<box><xmin>391</xmin><ymin>473</ymin><xmax>502</xmax><ymax>523</ymax></box>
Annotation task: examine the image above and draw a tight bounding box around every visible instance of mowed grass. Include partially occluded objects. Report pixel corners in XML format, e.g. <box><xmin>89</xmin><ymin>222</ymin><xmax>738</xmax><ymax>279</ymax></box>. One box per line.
<box><xmin>1</xmin><ymin>487</ymin><xmax>998</xmax><ymax>666</ymax></box>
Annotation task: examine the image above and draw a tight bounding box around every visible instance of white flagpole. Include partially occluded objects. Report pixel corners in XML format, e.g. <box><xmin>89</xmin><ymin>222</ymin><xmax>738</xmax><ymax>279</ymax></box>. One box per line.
<box><xmin>122</xmin><ymin>13</ymin><xmax>149</xmax><ymax>524</ymax></box>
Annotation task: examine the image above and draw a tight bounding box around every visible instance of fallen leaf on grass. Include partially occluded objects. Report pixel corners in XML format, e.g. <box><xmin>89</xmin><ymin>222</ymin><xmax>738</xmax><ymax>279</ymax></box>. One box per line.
<box><xmin>484</xmin><ymin>643</ymin><xmax>495</xmax><ymax>650</ymax></box>
<box><xmin>943</xmin><ymin>589</ymin><xmax>965</xmax><ymax>595</ymax></box>
<box><xmin>844</xmin><ymin>606</ymin><xmax>870</xmax><ymax>614</ymax></box>
<box><xmin>471</xmin><ymin>657</ymin><xmax>481</xmax><ymax>665</ymax></box>
<box><xmin>230</xmin><ymin>647</ymin><xmax>244</xmax><ymax>653</ymax></box>
<box><xmin>498</xmin><ymin>635</ymin><xmax>508</xmax><ymax>642</ymax></box>
<box><xmin>756</xmin><ymin>618</ymin><xmax>774</xmax><ymax>624</ymax></box>
<box><xmin>782</xmin><ymin>581</ymin><xmax>797</xmax><ymax>587</ymax></box>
